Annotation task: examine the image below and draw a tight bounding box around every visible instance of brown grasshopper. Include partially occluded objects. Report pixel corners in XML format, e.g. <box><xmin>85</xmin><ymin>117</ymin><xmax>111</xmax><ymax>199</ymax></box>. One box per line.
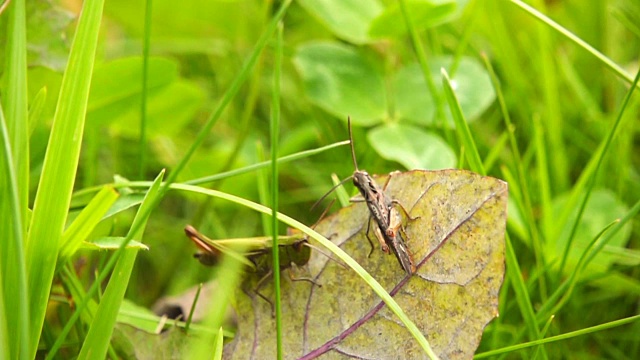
<box><xmin>316</xmin><ymin>117</ymin><xmax>417</xmax><ymax>275</ymax></box>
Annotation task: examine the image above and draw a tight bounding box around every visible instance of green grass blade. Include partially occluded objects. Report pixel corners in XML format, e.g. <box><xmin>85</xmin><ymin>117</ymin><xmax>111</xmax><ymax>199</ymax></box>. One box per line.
<box><xmin>213</xmin><ymin>327</ymin><xmax>224</xmax><ymax>360</ymax></box>
<box><xmin>184</xmin><ymin>140</ymin><xmax>350</xmax><ymax>185</ymax></box>
<box><xmin>25</xmin><ymin>0</ymin><xmax>105</xmax><ymax>355</ymax></box>
<box><xmin>509</xmin><ymin>0</ymin><xmax>635</xmax><ymax>86</ymax></box>
<box><xmin>72</xmin><ymin>141</ymin><xmax>350</xmax><ymax>205</ymax></box>
<box><xmin>398</xmin><ymin>0</ymin><xmax>444</xmax><ymax>127</ymax></box>
<box><xmin>271</xmin><ymin>22</ymin><xmax>284</xmax><ymax>360</ymax></box>
<box><xmin>1</xmin><ymin>1</ymin><xmax>30</xmax><ymax>356</ymax></box>
<box><xmin>475</xmin><ymin>314</ymin><xmax>640</xmax><ymax>358</ymax></box>
<box><xmin>59</xmin><ymin>186</ymin><xmax>119</xmax><ymax>261</ymax></box>
<box><xmin>558</xmin><ymin>68</ymin><xmax>640</xmax><ymax>275</ymax></box>
<box><xmin>28</xmin><ymin>87</ymin><xmax>47</xmax><ymax>138</ymax></box>
<box><xmin>441</xmin><ymin>68</ymin><xmax>485</xmax><ymax>176</ymax></box>
<box><xmin>0</xmin><ymin>101</ymin><xmax>29</xmax><ymax>360</ymax></box>
<box><xmin>3</xmin><ymin>0</ymin><xmax>29</xmax><ymax>230</ymax></box>
<box><xmin>138</xmin><ymin>0</ymin><xmax>153</xmax><ymax>178</ymax></box>
<box><xmin>256</xmin><ymin>142</ymin><xmax>272</xmax><ymax>235</ymax></box>
<box><xmin>504</xmin><ymin>233</ymin><xmax>542</xmax><ymax>342</ymax></box>
<box><xmin>75</xmin><ymin>171</ymin><xmax>164</xmax><ymax>360</ymax></box>
<box><xmin>483</xmin><ymin>54</ymin><xmax>548</xmax><ymax>299</ymax></box>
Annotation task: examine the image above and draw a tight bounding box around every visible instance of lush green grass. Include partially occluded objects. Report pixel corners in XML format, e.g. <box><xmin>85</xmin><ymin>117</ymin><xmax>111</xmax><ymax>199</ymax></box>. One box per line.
<box><xmin>1</xmin><ymin>0</ymin><xmax>639</xmax><ymax>358</ymax></box>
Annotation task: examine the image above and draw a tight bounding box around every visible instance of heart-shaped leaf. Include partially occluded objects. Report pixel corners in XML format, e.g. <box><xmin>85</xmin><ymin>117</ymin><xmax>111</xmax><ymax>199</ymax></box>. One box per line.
<box><xmin>369</xmin><ymin>0</ymin><xmax>458</xmax><ymax>38</ymax></box>
<box><xmin>367</xmin><ymin>123</ymin><xmax>456</xmax><ymax>170</ymax></box>
<box><xmin>224</xmin><ymin>170</ymin><xmax>507</xmax><ymax>359</ymax></box>
<box><xmin>297</xmin><ymin>0</ymin><xmax>383</xmax><ymax>44</ymax></box>
<box><xmin>292</xmin><ymin>42</ymin><xmax>387</xmax><ymax>126</ymax></box>
<box><xmin>394</xmin><ymin>57</ymin><xmax>495</xmax><ymax>127</ymax></box>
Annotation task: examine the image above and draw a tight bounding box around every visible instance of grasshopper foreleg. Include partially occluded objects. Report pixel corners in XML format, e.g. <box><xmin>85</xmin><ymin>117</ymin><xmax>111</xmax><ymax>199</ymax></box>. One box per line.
<box><xmin>364</xmin><ymin>215</ymin><xmax>388</xmax><ymax>255</ymax></box>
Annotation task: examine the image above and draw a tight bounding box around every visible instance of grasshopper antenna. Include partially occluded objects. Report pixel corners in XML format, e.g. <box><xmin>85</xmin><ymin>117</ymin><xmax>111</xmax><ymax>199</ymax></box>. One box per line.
<box><xmin>310</xmin><ymin>175</ymin><xmax>352</xmax><ymax>211</ymax></box>
<box><xmin>348</xmin><ymin>116</ymin><xmax>359</xmax><ymax>171</ymax></box>
<box><xmin>311</xmin><ymin>117</ymin><xmax>358</xmax><ymax>212</ymax></box>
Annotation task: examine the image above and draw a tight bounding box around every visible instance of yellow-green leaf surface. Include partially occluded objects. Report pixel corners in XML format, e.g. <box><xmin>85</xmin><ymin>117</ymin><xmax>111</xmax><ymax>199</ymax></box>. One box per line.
<box><xmin>224</xmin><ymin>170</ymin><xmax>507</xmax><ymax>359</ymax></box>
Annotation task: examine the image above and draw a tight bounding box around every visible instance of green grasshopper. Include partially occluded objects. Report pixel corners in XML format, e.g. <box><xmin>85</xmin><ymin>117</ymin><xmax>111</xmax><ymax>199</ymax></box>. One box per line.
<box><xmin>315</xmin><ymin>117</ymin><xmax>417</xmax><ymax>275</ymax></box>
<box><xmin>184</xmin><ymin>225</ymin><xmax>311</xmax><ymax>274</ymax></box>
<box><xmin>184</xmin><ymin>215</ymin><xmax>340</xmax><ymax>308</ymax></box>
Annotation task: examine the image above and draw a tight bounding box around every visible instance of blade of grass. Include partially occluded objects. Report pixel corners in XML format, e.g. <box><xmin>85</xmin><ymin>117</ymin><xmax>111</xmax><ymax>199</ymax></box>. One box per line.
<box><xmin>270</xmin><ymin>22</ymin><xmax>284</xmax><ymax>360</ymax></box>
<box><xmin>185</xmin><ymin>140</ymin><xmax>350</xmax><ymax>186</ymax></box>
<box><xmin>0</xmin><ymin>100</ymin><xmax>29</xmax><ymax>360</ymax></box>
<box><xmin>531</xmin><ymin>0</ymin><xmax>568</xmax><ymax>190</ymax></box>
<box><xmin>398</xmin><ymin>0</ymin><xmax>445</xmax><ymax>127</ymax></box>
<box><xmin>2</xmin><ymin>1</ymin><xmax>30</xmax><ymax>357</ymax></box>
<box><xmin>138</xmin><ymin>0</ymin><xmax>153</xmax><ymax>178</ymax></box>
<box><xmin>75</xmin><ymin>171</ymin><xmax>163</xmax><ymax>360</ymax></box>
<box><xmin>504</xmin><ymin>232</ymin><xmax>543</xmax><ymax>344</ymax></box>
<box><xmin>126</xmin><ymin>181</ymin><xmax>439</xmax><ymax>359</ymax></box>
<box><xmin>558</xmin><ymin>68</ymin><xmax>640</xmax><ymax>275</ymax></box>
<box><xmin>213</xmin><ymin>327</ymin><xmax>224</xmax><ymax>360</ymax></box>
<box><xmin>28</xmin><ymin>87</ymin><xmax>47</xmax><ymax>138</ymax></box>
<box><xmin>482</xmin><ymin>54</ymin><xmax>548</xmax><ymax>297</ymax></box>
<box><xmin>25</xmin><ymin>0</ymin><xmax>105</xmax><ymax>356</ymax></box>
<box><xmin>440</xmin><ymin>68</ymin><xmax>484</xmax><ymax>175</ymax></box>
<box><xmin>509</xmin><ymin>0</ymin><xmax>635</xmax><ymax>87</ymax></box>
<box><xmin>71</xmin><ymin>140</ymin><xmax>350</xmax><ymax>200</ymax></box>
<box><xmin>184</xmin><ymin>283</ymin><xmax>203</xmax><ymax>333</ymax></box>
<box><xmin>330</xmin><ymin>173</ymin><xmax>351</xmax><ymax>208</ymax></box>
<box><xmin>3</xmin><ymin>0</ymin><xmax>29</xmax><ymax>230</ymax></box>
<box><xmin>474</xmin><ymin>314</ymin><xmax>640</xmax><ymax>358</ymax></box>
<box><xmin>59</xmin><ymin>186</ymin><xmax>119</xmax><ymax>261</ymax></box>
<box><xmin>532</xmin><ymin>115</ymin><xmax>552</xmax><ymax>240</ymax></box>
<box><xmin>256</xmin><ymin>142</ymin><xmax>272</xmax><ymax>235</ymax></box>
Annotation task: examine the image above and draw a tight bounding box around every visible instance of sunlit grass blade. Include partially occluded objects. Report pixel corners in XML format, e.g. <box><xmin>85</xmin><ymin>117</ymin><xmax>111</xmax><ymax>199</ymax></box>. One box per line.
<box><xmin>138</xmin><ymin>0</ymin><xmax>153</xmax><ymax>178</ymax></box>
<box><xmin>440</xmin><ymin>68</ymin><xmax>485</xmax><ymax>175</ymax></box>
<box><xmin>59</xmin><ymin>186</ymin><xmax>119</xmax><ymax>261</ymax></box>
<box><xmin>398</xmin><ymin>0</ymin><xmax>444</xmax><ymax>127</ymax></box>
<box><xmin>475</xmin><ymin>314</ymin><xmax>640</xmax><ymax>358</ymax></box>
<box><xmin>28</xmin><ymin>87</ymin><xmax>47</xmax><ymax>138</ymax></box>
<box><xmin>71</xmin><ymin>140</ymin><xmax>351</xmax><ymax>200</ymax></box>
<box><xmin>483</xmin><ymin>54</ymin><xmax>548</xmax><ymax>300</ymax></box>
<box><xmin>0</xmin><ymin>101</ymin><xmax>29</xmax><ymax>360</ymax></box>
<box><xmin>330</xmin><ymin>173</ymin><xmax>351</xmax><ymax>208</ymax></box>
<box><xmin>2</xmin><ymin>1</ymin><xmax>30</xmax><ymax>357</ymax></box>
<box><xmin>504</xmin><ymin>233</ymin><xmax>542</xmax><ymax>343</ymax></box>
<box><xmin>508</xmin><ymin>0</ymin><xmax>635</xmax><ymax>86</ymax></box>
<box><xmin>4</xmin><ymin>0</ymin><xmax>29</xmax><ymax>229</ymax></box>
<box><xmin>76</xmin><ymin>170</ymin><xmax>163</xmax><ymax>360</ymax></box>
<box><xmin>25</xmin><ymin>0</ymin><xmax>105</xmax><ymax>356</ymax></box>
<box><xmin>270</xmin><ymin>22</ymin><xmax>284</xmax><ymax>359</ymax></box>
<box><xmin>213</xmin><ymin>327</ymin><xmax>224</xmax><ymax>360</ymax></box>
<box><xmin>185</xmin><ymin>140</ymin><xmax>350</xmax><ymax>186</ymax></box>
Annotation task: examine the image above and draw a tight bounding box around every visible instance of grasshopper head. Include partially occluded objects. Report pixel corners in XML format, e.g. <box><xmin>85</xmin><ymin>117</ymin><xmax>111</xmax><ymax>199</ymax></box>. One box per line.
<box><xmin>353</xmin><ymin>170</ymin><xmax>379</xmax><ymax>197</ymax></box>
